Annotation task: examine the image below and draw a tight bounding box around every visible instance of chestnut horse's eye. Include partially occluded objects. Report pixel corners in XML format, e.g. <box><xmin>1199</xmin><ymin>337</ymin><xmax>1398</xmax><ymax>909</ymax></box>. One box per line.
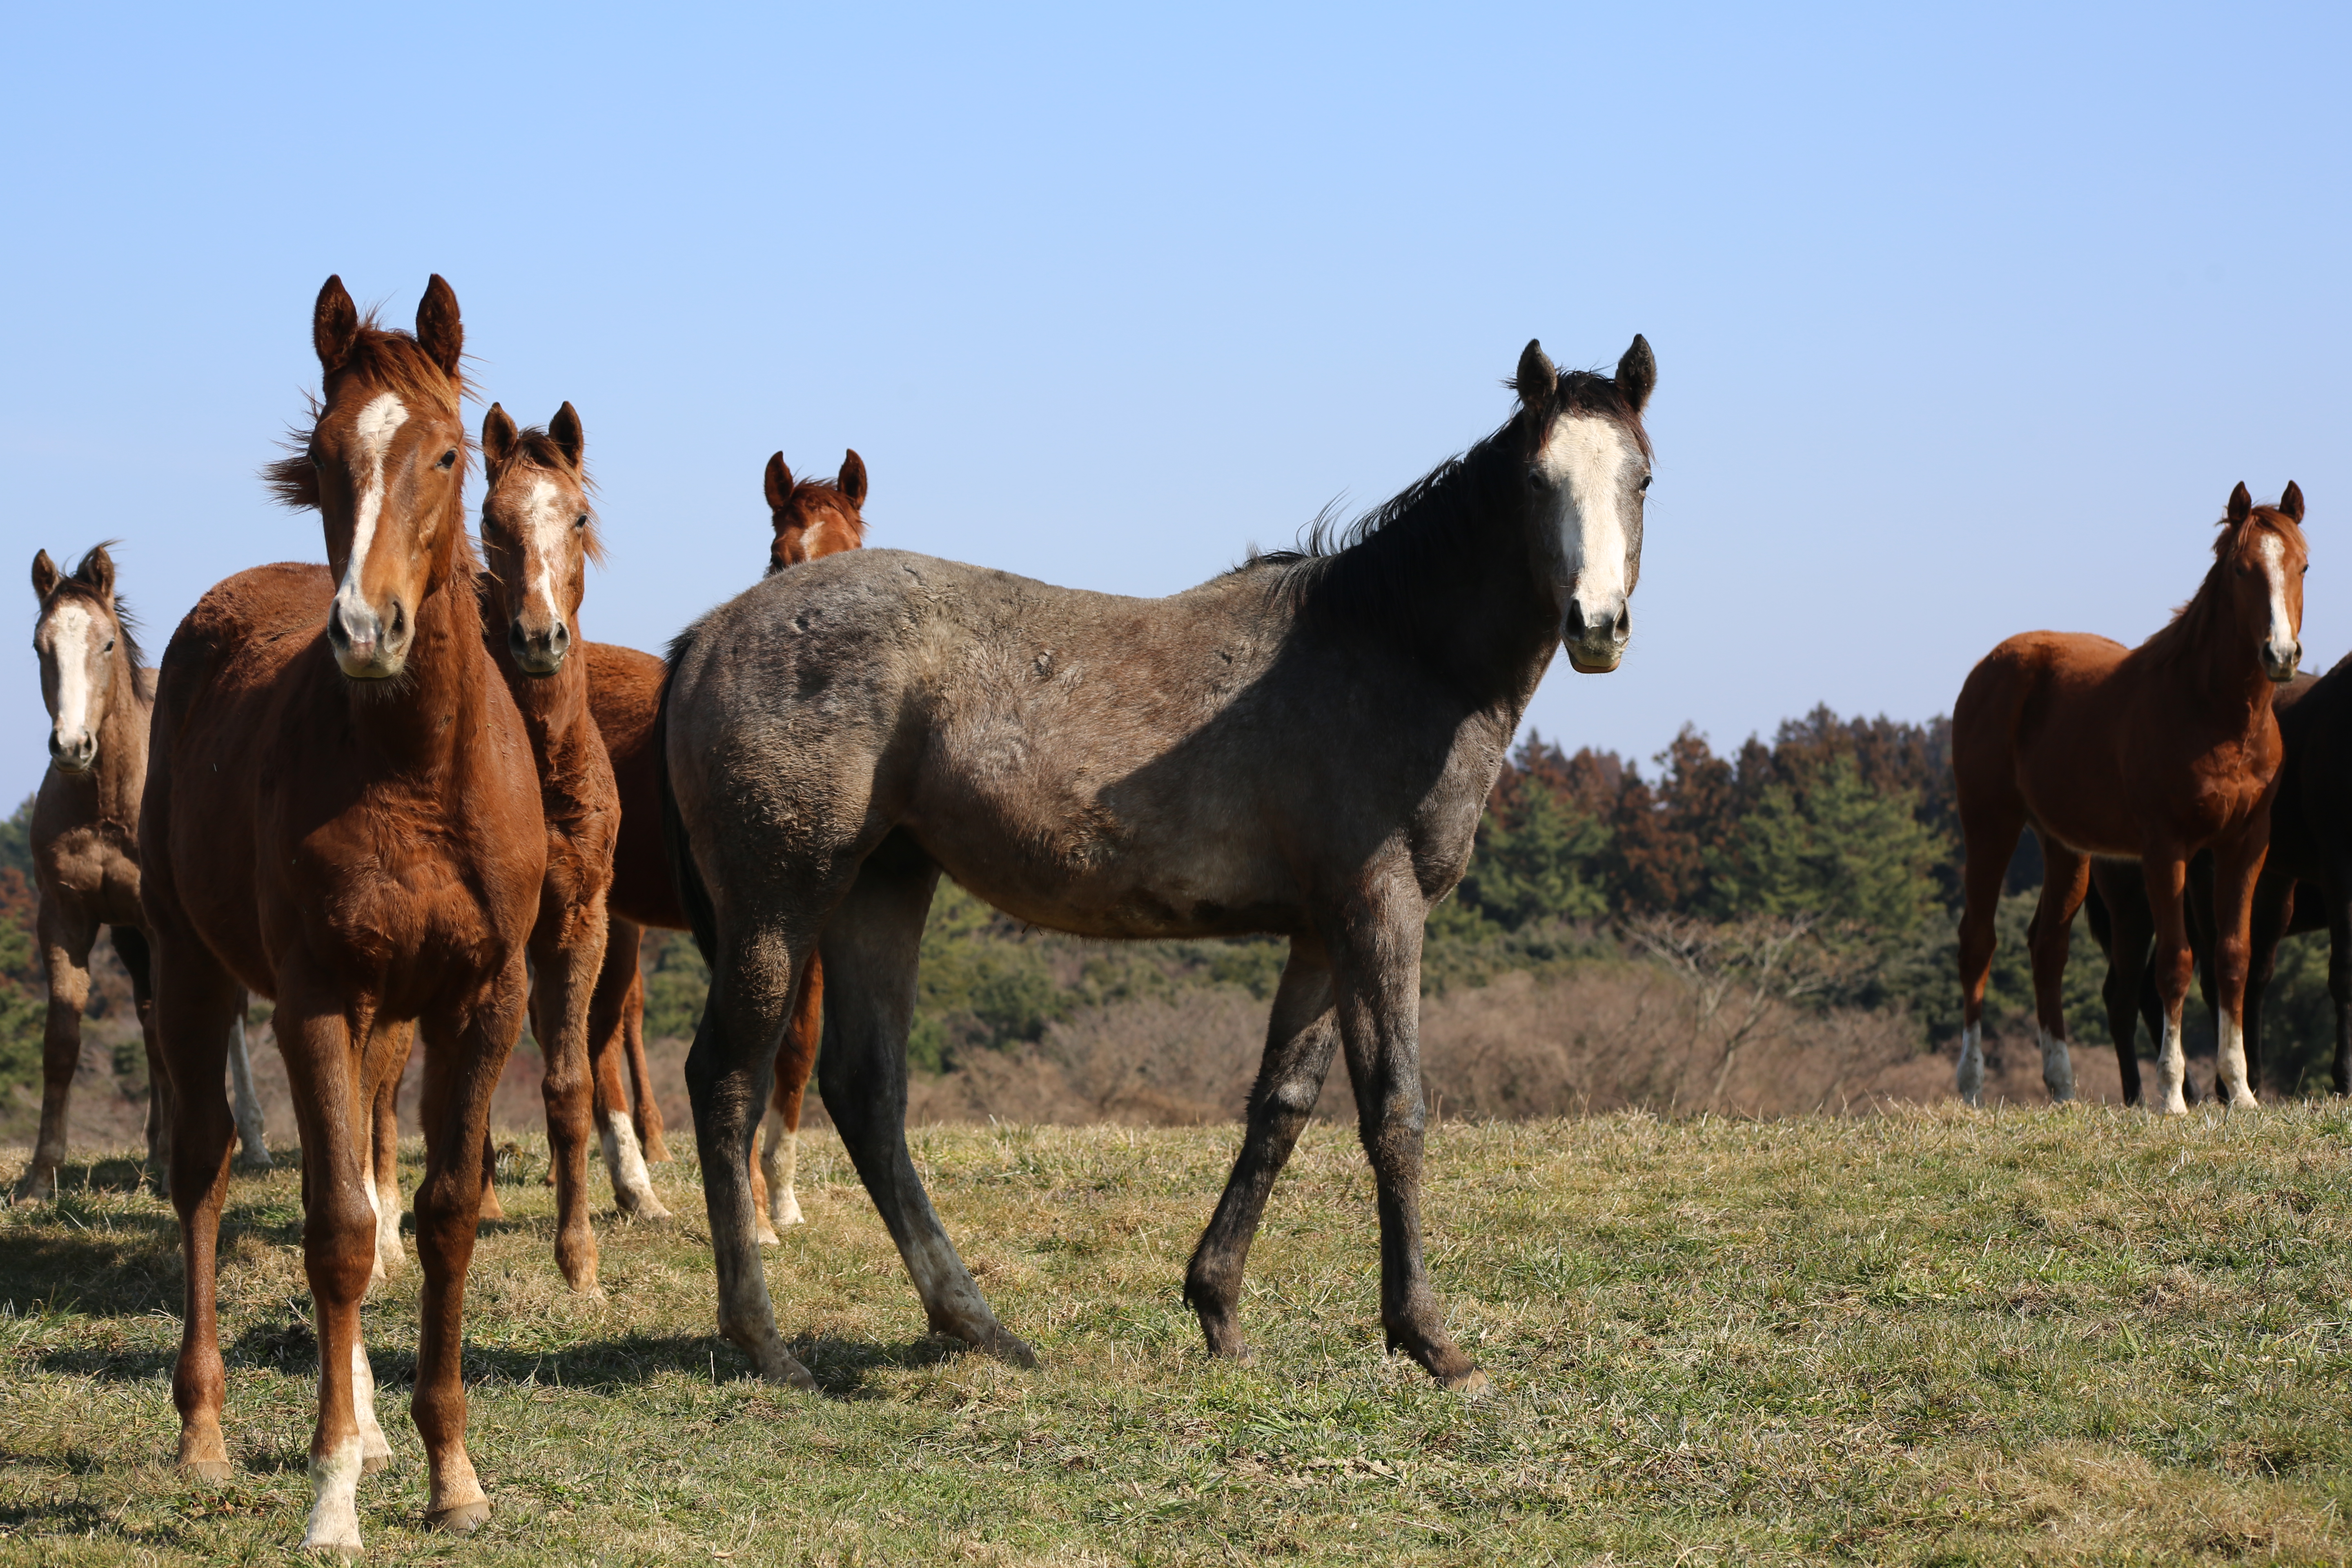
<box><xmin>574</xmin><ymin>513</ymin><xmax>588</xmax><ymax>530</ymax></box>
<box><xmin>438</xmin><ymin>448</ymin><xmax>459</xmax><ymax>470</ymax></box>
<box><xmin>103</xmin><ymin>638</ymin><xmax>115</xmax><ymax>653</ymax></box>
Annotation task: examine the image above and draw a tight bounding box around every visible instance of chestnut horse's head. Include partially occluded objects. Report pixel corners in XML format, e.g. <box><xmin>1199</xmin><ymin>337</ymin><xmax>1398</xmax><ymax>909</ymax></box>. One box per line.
<box><xmin>479</xmin><ymin>402</ymin><xmax>599</xmax><ymax>675</ymax></box>
<box><xmin>764</xmin><ymin>450</ymin><xmax>869</xmax><ymax>574</ymax></box>
<box><xmin>1510</xmin><ymin>336</ymin><xmax>1655</xmax><ymax>674</ymax></box>
<box><xmin>267</xmin><ymin>276</ymin><xmax>471</xmax><ymax>681</ymax></box>
<box><xmin>2220</xmin><ymin>481</ymin><xmax>2310</xmax><ymax>684</ymax></box>
<box><xmin>29</xmin><ymin>544</ymin><xmax>136</xmax><ymax>773</ymax></box>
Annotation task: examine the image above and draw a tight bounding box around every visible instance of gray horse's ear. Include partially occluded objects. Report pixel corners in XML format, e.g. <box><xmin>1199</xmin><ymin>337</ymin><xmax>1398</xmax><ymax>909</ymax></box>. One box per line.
<box><xmin>764</xmin><ymin>452</ymin><xmax>792</xmax><ymax>514</ymax></box>
<box><xmin>481</xmin><ymin>403</ymin><xmax>517</xmax><ymax>469</ymax></box>
<box><xmin>2228</xmin><ymin>482</ymin><xmax>2254</xmax><ymax>526</ymax></box>
<box><xmin>838</xmin><ymin>449</ymin><xmax>868</xmax><ymax>508</ymax></box>
<box><xmin>416</xmin><ymin>274</ymin><xmax>464</xmax><ymax>379</ymax></box>
<box><xmin>313</xmin><ymin>274</ymin><xmax>360</xmax><ymax>375</ymax></box>
<box><xmin>550</xmin><ymin>402</ymin><xmax>586</xmax><ymax>473</ymax></box>
<box><xmin>2280</xmin><ymin>481</ymin><xmax>2306</xmax><ymax>523</ymax></box>
<box><xmin>1617</xmin><ymin>334</ymin><xmax>1656</xmax><ymax>413</ymax></box>
<box><xmin>75</xmin><ymin>544</ymin><xmax>115</xmax><ymax>604</ymax></box>
<box><xmin>31</xmin><ymin>549</ymin><xmax>58</xmax><ymax>603</ymax></box>
<box><xmin>1513</xmin><ymin>339</ymin><xmax>1557</xmax><ymax>408</ymax></box>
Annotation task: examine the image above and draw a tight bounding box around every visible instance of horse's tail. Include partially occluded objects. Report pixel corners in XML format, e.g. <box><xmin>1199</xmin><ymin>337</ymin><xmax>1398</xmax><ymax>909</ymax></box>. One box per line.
<box><xmin>656</xmin><ymin>623</ymin><xmax>720</xmax><ymax>965</ymax></box>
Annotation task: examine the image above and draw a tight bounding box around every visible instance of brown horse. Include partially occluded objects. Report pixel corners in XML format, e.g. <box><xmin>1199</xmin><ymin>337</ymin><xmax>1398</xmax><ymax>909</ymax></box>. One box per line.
<box><xmin>1955</xmin><ymin>482</ymin><xmax>2308</xmax><ymax>1113</ymax></box>
<box><xmin>472</xmin><ymin>400</ymin><xmax>618</xmax><ymax>1293</ymax></box>
<box><xmin>581</xmin><ymin>448</ymin><xmax>869</xmax><ymax>1238</ymax></box>
<box><xmin>141</xmin><ymin>276</ymin><xmax>543</xmax><ymax>1550</ymax></box>
<box><xmin>20</xmin><ymin>546</ymin><xmax>270</xmax><ymax>1200</ymax></box>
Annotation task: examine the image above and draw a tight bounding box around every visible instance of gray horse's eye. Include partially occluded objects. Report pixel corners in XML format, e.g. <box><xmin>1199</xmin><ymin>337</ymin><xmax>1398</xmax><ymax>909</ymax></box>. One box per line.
<box><xmin>103</xmin><ymin>638</ymin><xmax>115</xmax><ymax>653</ymax></box>
<box><xmin>1639</xmin><ymin>474</ymin><xmax>1652</xmax><ymax>491</ymax></box>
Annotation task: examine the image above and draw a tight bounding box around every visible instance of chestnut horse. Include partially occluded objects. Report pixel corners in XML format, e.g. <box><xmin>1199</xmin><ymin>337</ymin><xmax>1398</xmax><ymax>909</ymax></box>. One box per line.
<box><xmin>141</xmin><ymin>276</ymin><xmax>543</xmax><ymax>1550</ymax></box>
<box><xmin>661</xmin><ymin>337</ymin><xmax>1655</xmax><ymax>1390</ymax></box>
<box><xmin>583</xmin><ymin>448</ymin><xmax>868</xmax><ymax>1239</ymax></box>
<box><xmin>1955</xmin><ymin>482</ymin><xmax>2308</xmax><ymax>1113</ymax></box>
<box><xmin>20</xmin><ymin>546</ymin><xmax>269</xmax><ymax>1200</ymax></box>
<box><xmin>472</xmin><ymin>401</ymin><xmax>618</xmax><ymax>1293</ymax></box>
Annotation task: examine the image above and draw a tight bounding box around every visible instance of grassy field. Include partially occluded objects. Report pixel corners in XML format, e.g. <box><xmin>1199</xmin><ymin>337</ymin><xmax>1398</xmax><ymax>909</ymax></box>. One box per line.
<box><xmin>4</xmin><ymin>1104</ymin><xmax>2352</xmax><ymax>1565</ymax></box>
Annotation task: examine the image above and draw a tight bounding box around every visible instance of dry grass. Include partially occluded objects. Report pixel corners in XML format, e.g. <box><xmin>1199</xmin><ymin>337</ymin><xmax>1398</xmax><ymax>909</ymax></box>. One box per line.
<box><xmin>5</xmin><ymin>1099</ymin><xmax>2352</xmax><ymax>1564</ymax></box>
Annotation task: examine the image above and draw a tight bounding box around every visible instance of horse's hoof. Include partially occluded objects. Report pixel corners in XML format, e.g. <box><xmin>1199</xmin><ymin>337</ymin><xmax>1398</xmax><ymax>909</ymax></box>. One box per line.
<box><xmin>360</xmin><ymin>1454</ymin><xmax>390</xmax><ymax>1475</ymax></box>
<box><xmin>234</xmin><ymin>1153</ymin><xmax>274</xmax><ymax>1174</ymax></box>
<box><xmin>754</xmin><ymin>1223</ymin><xmax>780</xmax><ymax>1247</ymax></box>
<box><xmin>425</xmin><ymin>1499</ymin><xmax>492</xmax><ymax>1534</ymax></box>
<box><xmin>180</xmin><ymin>1458</ymin><xmax>236</xmax><ymax>1483</ymax></box>
<box><xmin>1439</xmin><ymin>1366</ymin><xmax>1491</xmax><ymax>1395</ymax></box>
<box><xmin>978</xmin><ymin>1325</ymin><xmax>1040</xmax><ymax>1370</ymax></box>
<box><xmin>759</xmin><ymin>1350</ymin><xmax>820</xmax><ymax>1393</ymax></box>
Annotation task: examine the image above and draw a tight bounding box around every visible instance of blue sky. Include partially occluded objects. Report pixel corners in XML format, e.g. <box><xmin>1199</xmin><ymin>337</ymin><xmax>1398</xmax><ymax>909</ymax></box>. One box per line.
<box><xmin>5</xmin><ymin>3</ymin><xmax>2346</xmax><ymax>809</ymax></box>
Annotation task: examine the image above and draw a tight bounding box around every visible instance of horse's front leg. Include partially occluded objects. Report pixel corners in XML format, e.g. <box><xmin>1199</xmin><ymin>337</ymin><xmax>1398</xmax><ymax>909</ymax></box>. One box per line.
<box><xmin>1185</xmin><ymin>932</ymin><xmax>1339</xmax><ymax>1359</ymax></box>
<box><xmin>409</xmin><ymin>962</ymin><xmax>527</xmax><ymax>1534</ymax></box>
<box><xmin>2209</xmin><ymin>823</ymin><xmax>2270</xmax><ymax>1109</ymax></box>
<box><xmin>19</xmin><ymin>898</ymin><xmax>97</xmax><ymax>1201</ymax></box>
<box><xmin>2142</xmin><ymin>852</ymin><xmax>2195</xmax><ymax>1114</ymax></box>
<box><xmin>532</xmin><ymin>891</ymin><xmax>608</xmax><ymax>1294</ymax></box>
<box><xmin>1329</xmin><ymin>885</ymin><xmax>1481</xmax><ymax>1390</ymax></box>
<box><xmin>270</xmin><ymin>984</ymin><xmax>386</xmax><ymax>1552</ymax></box>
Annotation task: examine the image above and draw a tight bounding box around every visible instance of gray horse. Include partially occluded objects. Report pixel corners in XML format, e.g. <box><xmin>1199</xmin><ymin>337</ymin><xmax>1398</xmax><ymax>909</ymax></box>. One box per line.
<box><xmin>660</xmin><ymin>336</ymin><xmax>1655</xmax><ymax>1391</ymax></box>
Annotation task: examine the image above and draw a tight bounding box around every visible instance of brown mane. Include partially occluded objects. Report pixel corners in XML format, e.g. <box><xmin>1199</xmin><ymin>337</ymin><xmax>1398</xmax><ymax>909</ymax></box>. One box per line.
<box><xmin>261</xmin><ymin>315</ymin><xmax>472</xmax><ymax>510</ymax></box>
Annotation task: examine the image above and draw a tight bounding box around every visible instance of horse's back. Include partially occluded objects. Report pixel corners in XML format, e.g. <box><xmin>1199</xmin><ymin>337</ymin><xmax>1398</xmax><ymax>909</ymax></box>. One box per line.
<box><xmin>585</xmin><ymin>639</ymin><xmax>680</xmax><ymax>928</ymax></box>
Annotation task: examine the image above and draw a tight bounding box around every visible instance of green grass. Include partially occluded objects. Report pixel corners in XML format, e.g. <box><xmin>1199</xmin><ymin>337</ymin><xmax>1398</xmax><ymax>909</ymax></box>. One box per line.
<box><xmin>5</xmin><ymin>1104</ymin><xmax>2352</xmax><ymax>1564</ymax></box>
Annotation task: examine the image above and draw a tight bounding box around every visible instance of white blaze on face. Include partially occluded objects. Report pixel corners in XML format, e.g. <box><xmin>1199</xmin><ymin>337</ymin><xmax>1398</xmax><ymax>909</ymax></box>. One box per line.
<box><xmin>42</xmin><ymin>601</ymin><xmax>96</xmax><ymax>748</ymax></box>
<box><xmin>523</xmin><ymin>476</ymin><xmax>571</xmax><ymax>626</ymax></box>
<box><xmin>2260</xmin><ymin>532</ymin><xmax>2296</xmax><ymax>658</ymax></box>
<box><xmin>332</xmin><ymin>392</ymin><xmax>410</xmax><ymax>626</ymax></box>
<box><xmin>1535</xmin><ymin>414</ymin><xmax>1640</xmax><ymax>619</ymax></box>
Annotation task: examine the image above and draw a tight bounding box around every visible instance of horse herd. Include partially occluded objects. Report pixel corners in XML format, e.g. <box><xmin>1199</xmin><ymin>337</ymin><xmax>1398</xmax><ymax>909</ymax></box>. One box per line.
<box><xmin>20</xmin><ymin>272</ymin><xmax>2319</xmax><ymax>1554</ymax></box>
<box><xmin>18</xmin><ymin>274</ymin><xmax>1655</xmax><ymax>1550</ymax></box>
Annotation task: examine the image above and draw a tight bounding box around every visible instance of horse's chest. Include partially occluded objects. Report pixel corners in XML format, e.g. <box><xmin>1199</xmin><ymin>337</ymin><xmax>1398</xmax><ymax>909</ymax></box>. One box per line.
<box><xmin>38</xmin><ymin>824</ymin><xmax>140</xmax><ymax>920</ymax></box>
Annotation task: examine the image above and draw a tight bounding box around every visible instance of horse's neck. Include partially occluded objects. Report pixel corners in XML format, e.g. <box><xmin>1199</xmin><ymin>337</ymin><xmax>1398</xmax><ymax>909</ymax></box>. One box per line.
<box><xmin>2166</xmin><ymin>592</ymin><xmax>2276</xmax><ymax>732</ymax></box>
<box><xmin>494</xmin><ymin>638</ymin><xmax>592</xmax><ymax>771</ymax></box>
<box><xmin>91</xmin><ymin>650</ymin><xmax>150</xmax><ymax>829</ymax></box>
<box><xmin>347</xmin><ymin>563</ymin><xmax>491</xmax><ymax>770</ymax></box>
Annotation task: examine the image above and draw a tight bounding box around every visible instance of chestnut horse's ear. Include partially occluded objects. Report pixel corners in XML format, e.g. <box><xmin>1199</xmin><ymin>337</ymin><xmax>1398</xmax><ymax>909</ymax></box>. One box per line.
<box><xmin>549</xmin><ymin>402</ymin><xmax>585</xmax><ymax>473</ymax></box>
<box><xmin>31</xmin><ymin>549</ymin><xmax>59</xmax><ymax>604</ymax></box>
<box><xmin>481</xmin><ymin>403</ymin><xmax>518</xmax><ymax>469</ymax></box>
<box><xmin>2280</xmin><ymin>481</ymin><xmax>2306</xmax><ymax>524</ymax></box>
<box><xmin>313</xmin><ymin>275</ymin><xmax>360</xmax><ymax>374</ymax></box>
<box><xmin>74</xmin><ymin>544</ymin><xmax>115</xmax><ymax>604</ymax></box>
<box><xmin>1617</xmin><ymin>334</ymin><xmax>1657</xmax><ymax>413</ymax></box>
<box><xmin>764</xmin><ymin>452</ymin><xmax>793</xmax><ymax>514</ymax></box>
<box><xmin>838</xmin><ymin>449</ymin><xmax>868</xmax><ymax>509</ymax></box>
<box><xmin>2228</xmin><ymin>482</ymin><xmax>2254</xmax><ymax>526</ymax></box>
<box><xmin>1513</xmin><ymin>339</ymin><xmax>1557</xmax><ymax>409</ymax></box>
<box><xmin>416</xmin><ymin>274</ymin><xmax>463</xmax><ymax>378</ymax></box>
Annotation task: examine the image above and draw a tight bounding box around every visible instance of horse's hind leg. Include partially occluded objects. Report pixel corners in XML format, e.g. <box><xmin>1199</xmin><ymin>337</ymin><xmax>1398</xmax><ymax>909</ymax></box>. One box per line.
<box><xmin>588</xmin><ymin>917</ymin><xmax>668</xmax><ymax>1217</ymax></box>
<box><xmin>2028</xmin><ymin>841</ymin><xmax>2090</xmax><ymax>1102</ymax></box>
<box><xmin>2207</xmin><ymin>827</ymin><xmax>2269</xmax><ymax>1109</ymax></box>
<box><xmin>1185</xmin><ymin>932</ymin><xmax>1339</xmax><ymax>1360</ymax></box>
<box><xmin>227</xmin><ymin>994</ymin><xmax>272</xmax><ymax>1171</ymax></box>
<box><xmin>2142</xmin><ymin>853</ymin><xmax>2195</xmax><ymax>1114</ymax></box>
<box><xmin>1955</xmin><ymin>806</ymin><xmax>2025</xmax><ymax>1106</ymax></box>
<box><xmin>687</xmin><ymin>912</ymin><xmax>820</xmax><ymax>1390</ymax></box>
<box><xmin>369</xmin><ymin>1026</ymin><xmax>410</xmax><ymax>1284</ymax></box>
<box><xmin>623</xmin><ymin>959</ymin><xmax>671</xmax><ymax>1163</ymax></box>
<box><xmin>150</xmin><ymin>921</ymin><xmax>242</xmax><ymax>1483</ymax></box>
<box><xmin>2243</xmin><ymin>871</ymin><xmax>2294</xmax><ymax>1100</ymax></box>
<box><xmin>817</xmin><ymin>840</ymin><xmax>1033</xmax><ymax>1368</ymax></box>
<box><xmin>18</xmin><ymin>898</ymin><xmax>96</xmax><ymax>1201</ymax></box>
<box><xmin>2091</xmin><ymin>865</ymin><xmax>2155</xmax><ymax>1106</ymax></box>
<box><xmin>110</xmin><ymin>924</ymin><xmax>172</xmax><ymax>1195</ymax></box>
<box><xmin>1327</xmin><ymin>890</ymin><xmax>1480</xmax><ymax>1390</ymax></box>
<box><xmin>757</xmin><ymin>953</ymin><xmax>823</xmax><ymax>1241</ymax></box>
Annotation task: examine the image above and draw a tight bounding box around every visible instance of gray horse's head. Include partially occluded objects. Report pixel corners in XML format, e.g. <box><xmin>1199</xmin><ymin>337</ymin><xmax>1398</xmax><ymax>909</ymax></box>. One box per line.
<box><xmin>1512</xmin><ymin>336</ymin><xmax>1655</xmax><ymax>674</ymax></box>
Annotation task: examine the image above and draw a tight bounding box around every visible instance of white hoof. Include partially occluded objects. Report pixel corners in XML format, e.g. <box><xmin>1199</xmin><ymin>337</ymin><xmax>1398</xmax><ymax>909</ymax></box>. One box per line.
<box><xmin>303</xmin><ymin>1439</ymin><xmax>365</xmax><ymax>1555</ymax></box>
